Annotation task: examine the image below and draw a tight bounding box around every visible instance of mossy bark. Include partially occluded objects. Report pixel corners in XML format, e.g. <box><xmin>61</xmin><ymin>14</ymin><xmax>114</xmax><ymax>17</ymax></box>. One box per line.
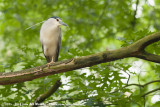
<box><xmin>0</xmin><ymin>32</ymin><xmax>160</xmax><ymax>85</ymax></box>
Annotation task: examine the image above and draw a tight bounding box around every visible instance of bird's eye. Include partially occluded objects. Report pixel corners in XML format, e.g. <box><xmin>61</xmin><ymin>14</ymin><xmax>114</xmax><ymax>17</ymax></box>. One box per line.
<box><xmin>56</xmin><ymin>19</ymin><xmax>59</xmax><ymax>21</ymax></box>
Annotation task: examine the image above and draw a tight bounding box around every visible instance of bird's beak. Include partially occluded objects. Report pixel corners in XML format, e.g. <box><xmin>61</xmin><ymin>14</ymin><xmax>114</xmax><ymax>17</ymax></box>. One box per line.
<box><xmin>59</xmin><ymin>21</ymin><xmax>68</xmax><ymax>26</ymax></box>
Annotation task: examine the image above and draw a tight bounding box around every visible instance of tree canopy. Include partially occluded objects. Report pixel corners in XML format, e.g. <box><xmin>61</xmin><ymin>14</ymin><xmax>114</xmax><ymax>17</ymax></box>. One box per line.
<box><xmin>0</xmin><ymin>0</ymin><xmax>160</xmax><ymax>106</ymax></box>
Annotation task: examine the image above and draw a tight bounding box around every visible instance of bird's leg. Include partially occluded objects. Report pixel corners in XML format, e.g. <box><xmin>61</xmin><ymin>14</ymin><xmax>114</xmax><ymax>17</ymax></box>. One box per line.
<box><xmin>50</xmin><ymin>57</ymin><xmax>55</xmax><ymax>63</ymax></box>
<box><xmin>47</xmin><ymin>57</ymin><xmax>55</xmax><ymax>68</ymax></box>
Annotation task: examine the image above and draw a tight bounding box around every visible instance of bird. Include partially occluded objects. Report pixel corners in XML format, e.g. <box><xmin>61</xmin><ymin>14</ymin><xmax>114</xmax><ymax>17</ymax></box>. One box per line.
<box><xmin>40</xmin><ymin>16</ymin><xmax>68</xmax><ymax>65</ymax></box>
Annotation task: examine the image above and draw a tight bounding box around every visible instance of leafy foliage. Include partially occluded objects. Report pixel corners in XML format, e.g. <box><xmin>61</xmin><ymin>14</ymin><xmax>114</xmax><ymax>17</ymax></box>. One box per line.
<box><xmin>0</xmin><ymin>0</ymin><xmax>160</xmax><ymax>106</ymax></box>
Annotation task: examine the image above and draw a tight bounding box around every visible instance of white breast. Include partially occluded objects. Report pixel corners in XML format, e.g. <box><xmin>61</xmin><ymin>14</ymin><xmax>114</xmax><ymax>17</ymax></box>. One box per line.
<box><xmin>40</xmin><ymin>20</ymin><xmax>60</xmax><ymax>57</ymax></box>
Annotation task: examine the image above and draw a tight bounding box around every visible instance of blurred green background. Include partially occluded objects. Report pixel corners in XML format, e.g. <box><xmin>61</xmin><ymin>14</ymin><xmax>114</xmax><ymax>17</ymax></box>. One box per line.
<box><xmin>0</xmin><ymin>0</ymin><xmax>160</xmax><ymax>106</ymax></box>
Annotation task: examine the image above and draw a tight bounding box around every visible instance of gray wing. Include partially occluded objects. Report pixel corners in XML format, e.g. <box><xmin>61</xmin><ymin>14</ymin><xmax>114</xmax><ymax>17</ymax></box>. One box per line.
<box><xmin>54</xmin><ymin>28</ymin><xmax>62</xmax><ymax>62</ymax></box>
<box><xmin>41</xmin><ymin>42</ymin><xmax>51</xmax><ymax>63</ymax></box>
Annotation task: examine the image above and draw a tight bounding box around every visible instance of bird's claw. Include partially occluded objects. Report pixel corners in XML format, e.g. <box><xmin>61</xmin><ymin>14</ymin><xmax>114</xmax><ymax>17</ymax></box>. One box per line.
<box><xmin>35</xmin><ymin>67</ymin><xmax>43</xmax><ymax>72</ymax></box>
<box><xmin>46</xmin><ymin>61</ymin><xmax>55</xmax><ymax>68</ymax></box>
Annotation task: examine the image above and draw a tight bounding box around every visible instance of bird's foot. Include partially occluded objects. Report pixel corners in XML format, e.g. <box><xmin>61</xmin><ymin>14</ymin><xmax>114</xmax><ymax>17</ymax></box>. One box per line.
<box><xmin>46</xmin><ymin>61</ymin><xmax>55</xmax><ymax>68</ymax></box>
<box><xmin>35</xmin><ymin>67</ymin><xmax>43</xmax><ymax>72</ymax></box>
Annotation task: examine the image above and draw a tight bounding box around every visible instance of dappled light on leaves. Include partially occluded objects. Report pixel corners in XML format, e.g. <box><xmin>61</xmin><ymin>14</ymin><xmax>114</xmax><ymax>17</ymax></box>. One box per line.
<box><xmin>0</xmin><ymin>0</ymin><xmax>160</xmax><ymax>106</ymax></box>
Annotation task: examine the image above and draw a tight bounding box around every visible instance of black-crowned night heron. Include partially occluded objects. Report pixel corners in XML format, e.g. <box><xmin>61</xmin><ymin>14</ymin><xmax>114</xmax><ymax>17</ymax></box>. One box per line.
<box><xmin>40</xmin><ymin>16</ymin><xmax>68</xmax><ymax>65</ymax></box>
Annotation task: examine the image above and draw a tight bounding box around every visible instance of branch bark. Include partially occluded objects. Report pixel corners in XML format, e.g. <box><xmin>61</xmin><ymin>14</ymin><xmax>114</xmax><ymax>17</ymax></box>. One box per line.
<box><xmin>32</xmin><ymin>80</ymin><xmax>61</xmax><ymax>107</ymax></box>
<box><xmin>0</xmin><ymin>32</ymin><xmax>160</xmax><ymax>85</ymax></box>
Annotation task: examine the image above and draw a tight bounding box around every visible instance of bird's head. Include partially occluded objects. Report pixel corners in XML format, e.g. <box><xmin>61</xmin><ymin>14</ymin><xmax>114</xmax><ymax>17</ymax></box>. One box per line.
<box><xmin>48</xmin><ymin>16</ymin><xmax>68</xmax><ymax>27</ymax></box>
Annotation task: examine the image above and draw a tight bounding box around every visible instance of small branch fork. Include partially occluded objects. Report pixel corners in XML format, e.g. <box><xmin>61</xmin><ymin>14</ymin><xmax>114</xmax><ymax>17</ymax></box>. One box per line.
<box><xmin>112</xmin><ymin>80</ymin><xmax>160</xmax><ymax>93</ymax></box>
<box><xmin>0</xmin><ymin>32</ymin><xmax>160</xmax><ymax>85</ymax></box>
<box><xmin>111</xmin><ymin>79</ymin><xmax>160</xmax><ymax>100</ymax></box>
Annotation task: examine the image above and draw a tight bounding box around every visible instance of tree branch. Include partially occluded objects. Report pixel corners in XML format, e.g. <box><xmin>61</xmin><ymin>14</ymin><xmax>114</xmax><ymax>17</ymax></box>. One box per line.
<box><xmin>0</xmin><ymin>32</ymin><xmax>160</xmax><ymax>85</ymax></box>
<box><xmin>143</xmin><ymin>80</ymin><xmax>160</xmax><ymax>86</ymax></box>
<box><xmin>142</xmin><ymin>87</ymin><xmax>160</xmax><ymax>97</ymax></box>
<box><xmin>136</xmin><ymin>51</ymin><xmax>160</xmax><ymax>63</ymax></box>
<box><xmin>112</xmin><ymin>80</ymin><xmax>160</xmax><ymax>93</ymax></box>
<box><xmin>130</xmin><ymin>32</ymin><xmax>160</xmax><ymax>51</ymax></box>
<box><xmin>32</xmin><ymin>80</ymin><xmax>61</xmax><ymax>107</ymax></box>
<box><xmin>131</xmin><ymin>0</ymin><xmax>139</xmax><ymax>28</ymax></box>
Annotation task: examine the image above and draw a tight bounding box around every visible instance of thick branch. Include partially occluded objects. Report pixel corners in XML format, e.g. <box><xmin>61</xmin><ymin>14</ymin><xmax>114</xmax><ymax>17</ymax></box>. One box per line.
<box><xmin>136</xmin><ymin>51</ymin><xmax>160</xmax><ymax>63</ymax></box>
<box><xmin>32</xmin><ymin>80</ymin><xmax>61</xmax><ymax>107</ymax></box>
<box><xmin>130</xmin><ymin>32</ymin><xmax>160</xmax><ymax>51</ymax></box>
<box><xmin>0</xmin><ymin>32</ymin><xmax>160</xmax><ymax>85</ymax></box>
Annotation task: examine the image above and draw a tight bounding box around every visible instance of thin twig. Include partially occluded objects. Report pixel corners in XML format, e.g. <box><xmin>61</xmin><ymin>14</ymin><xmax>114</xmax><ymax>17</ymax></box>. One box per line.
<box><xmin>111</xmin><ymin>80</ymin><xmax>160</xmax><ymax>93</ymax></box>
<box><xmin>142</xmin><ymin>87</ymin><xmax>160</xmax><ymax>97</ymax></box>
<box><xmin>132</xmin><ymin>0</ymin><xmax>139</xmax><ymax>28</ymax></box>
